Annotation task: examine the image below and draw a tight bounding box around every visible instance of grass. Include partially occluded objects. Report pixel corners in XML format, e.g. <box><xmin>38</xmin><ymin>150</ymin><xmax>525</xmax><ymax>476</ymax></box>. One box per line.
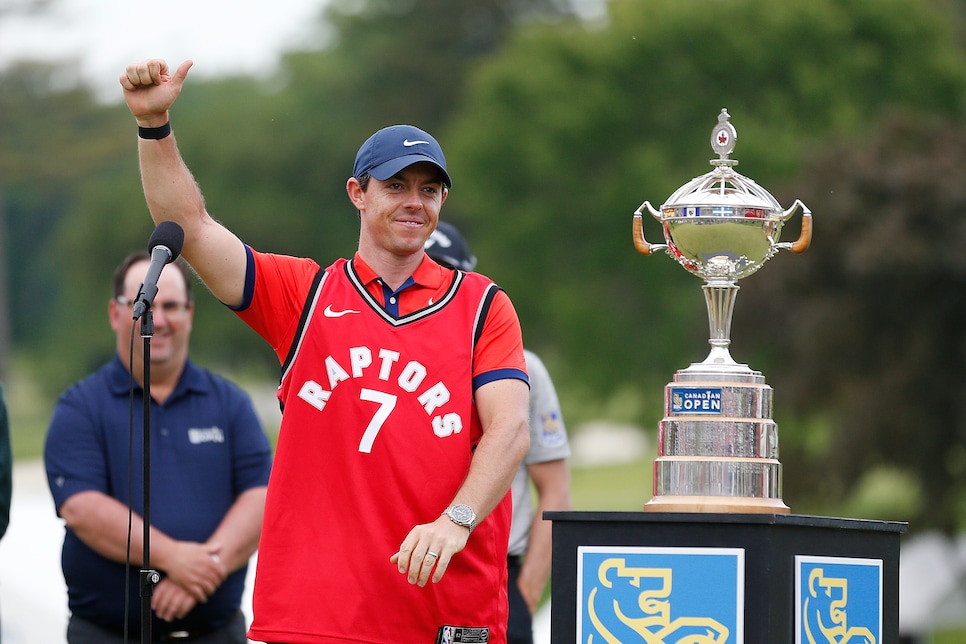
<box><xmin>5</xmin><ymin>366</ymin><xmax>55</xmax><ymax>463</ymax></box>
<box><xmin>571</xmin><ymin>458</ymin><xmax>652</xmax><ymax>512</ymax></box>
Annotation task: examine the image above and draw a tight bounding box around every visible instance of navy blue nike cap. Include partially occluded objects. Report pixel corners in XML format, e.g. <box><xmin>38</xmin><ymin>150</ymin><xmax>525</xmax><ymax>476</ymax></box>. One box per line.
<box><xmin>352</xmin><ymin>124</ymin><xmax>452</xmax><ymax>188</ymax></box>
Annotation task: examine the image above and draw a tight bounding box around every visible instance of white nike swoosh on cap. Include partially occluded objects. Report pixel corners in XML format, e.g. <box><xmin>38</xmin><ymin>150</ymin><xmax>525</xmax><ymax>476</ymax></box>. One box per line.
<box><xmin>323</xmin><ymin>305</ymin><xmax>361</xmax><ymax>318</ymax></box>
<box><xmin>403</xmin><ymin>139</ymin><xmax>431</xmax><ymax>147</ymax></box>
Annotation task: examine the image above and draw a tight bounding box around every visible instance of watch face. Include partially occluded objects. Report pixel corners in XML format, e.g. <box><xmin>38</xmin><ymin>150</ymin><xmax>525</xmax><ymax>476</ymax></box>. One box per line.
<box><xmin>449</xmin><ymin>504</ymin><xmax>475</xmax><ymax>526</ymax></box>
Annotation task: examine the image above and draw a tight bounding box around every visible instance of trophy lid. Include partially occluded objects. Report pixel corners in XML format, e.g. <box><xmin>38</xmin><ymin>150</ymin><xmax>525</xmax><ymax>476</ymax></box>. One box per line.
<box><xmin>662</xmin><ymin>109</ymin><xmax>782</xmax><ymax>214</ymax></box>
<box><xmin>633</xmin><ymin>108</ymin><xmax>811</xmax><ymax>283</ymax></box>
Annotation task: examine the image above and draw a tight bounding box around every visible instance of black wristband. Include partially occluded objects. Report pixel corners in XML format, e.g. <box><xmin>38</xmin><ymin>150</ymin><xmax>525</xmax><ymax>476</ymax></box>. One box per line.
<box><xmin>138</xmin><ymin>122</ymin><xmax>171</xmax><ymax>140</ymax></box>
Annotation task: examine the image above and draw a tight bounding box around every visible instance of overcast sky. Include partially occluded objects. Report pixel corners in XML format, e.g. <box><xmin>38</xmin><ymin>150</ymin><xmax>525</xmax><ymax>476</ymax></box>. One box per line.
<box><xmin>0</xmin><ymin>0</ymin><xmax>329</xmax><ymax>101</ymax></box>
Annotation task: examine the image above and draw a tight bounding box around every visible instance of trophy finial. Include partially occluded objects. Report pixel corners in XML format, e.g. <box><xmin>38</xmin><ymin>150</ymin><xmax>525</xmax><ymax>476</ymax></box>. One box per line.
<box><xmin>710</xmin><ymin>108</ymin><xmax>737</xmax><ymax>162</ymax></box>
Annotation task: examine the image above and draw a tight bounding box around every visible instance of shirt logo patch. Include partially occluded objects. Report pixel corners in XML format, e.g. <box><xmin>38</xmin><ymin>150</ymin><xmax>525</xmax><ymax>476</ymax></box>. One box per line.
<box><xmin>538</xmin><ymin>412</ymin><xmax>567</xmax><ymax>447</ymax></box>
<box><xmin>188</xmin><ymin>427</ymin><xmax>225</xmax><ymax>444</ymax></box>
<box><xmin>324</xmin><ymin>305</ymin><xmax>361</xmax><ymax>318</ymax></box>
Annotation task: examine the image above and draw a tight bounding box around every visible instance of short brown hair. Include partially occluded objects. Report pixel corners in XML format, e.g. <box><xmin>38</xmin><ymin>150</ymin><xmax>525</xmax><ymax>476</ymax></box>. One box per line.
<box><xmin>112</xmin><ymin>251</ymin><xmax>194</xmax><ymax>302</ymax></box>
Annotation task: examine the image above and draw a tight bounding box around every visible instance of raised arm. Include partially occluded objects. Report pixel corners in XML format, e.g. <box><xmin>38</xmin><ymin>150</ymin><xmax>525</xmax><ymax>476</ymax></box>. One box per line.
<box><xmin>120</xmin><ymin>59</ymin><xmax>248</xmax><ymax>307</ymax></box>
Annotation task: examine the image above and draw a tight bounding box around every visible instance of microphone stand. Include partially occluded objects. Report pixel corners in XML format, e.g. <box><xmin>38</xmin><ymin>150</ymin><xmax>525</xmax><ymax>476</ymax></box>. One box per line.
<box><xmin>138</xmin><ymin>310</ymin><xmax>160</xmax><ymax>644</ymax></box>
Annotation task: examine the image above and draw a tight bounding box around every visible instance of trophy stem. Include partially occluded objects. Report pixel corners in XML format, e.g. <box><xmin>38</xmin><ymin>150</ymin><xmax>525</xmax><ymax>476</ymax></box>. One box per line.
<box><xmin>679</xmin><ymin>279</ymin><xmax>754</xmax><ymax>375</ymax></box>
<box><xmin>702</xmin><ymin>280</ymin><xmax>739</xmax><ymax>366</ymax></box>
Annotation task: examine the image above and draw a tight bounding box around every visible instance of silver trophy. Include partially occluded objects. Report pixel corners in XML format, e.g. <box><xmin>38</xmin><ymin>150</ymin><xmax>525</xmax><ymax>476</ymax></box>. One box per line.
<box><xmin>633</xmin><ymin>109</ymin><xmax>812</xmax><ymax>513</ymax></box>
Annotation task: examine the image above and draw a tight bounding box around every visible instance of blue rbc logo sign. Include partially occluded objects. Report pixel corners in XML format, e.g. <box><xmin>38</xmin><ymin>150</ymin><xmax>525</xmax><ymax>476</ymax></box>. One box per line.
<box><xmin>577</xmin><ymin>546</ymin><xmax>744</xmax><ymax>643</ymax></box>
<box><xmin>795</xmin><ymin>555</ymin><xmax>882</xmax><ymax>644</ymax></box>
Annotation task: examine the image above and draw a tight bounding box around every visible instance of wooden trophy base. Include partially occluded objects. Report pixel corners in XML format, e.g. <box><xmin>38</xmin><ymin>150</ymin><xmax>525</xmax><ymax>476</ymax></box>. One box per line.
<box><xmin>644</xmin><ymin>494</ymin><xmax>790</xmax><ymax>514</ymax></box>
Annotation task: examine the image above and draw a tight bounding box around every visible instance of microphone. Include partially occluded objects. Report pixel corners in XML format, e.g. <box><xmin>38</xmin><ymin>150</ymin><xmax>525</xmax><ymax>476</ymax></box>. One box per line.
<box><xmin>132</xmin><ymin>221</ymin><xmax>185</xmax><ymax>320</ymax></box>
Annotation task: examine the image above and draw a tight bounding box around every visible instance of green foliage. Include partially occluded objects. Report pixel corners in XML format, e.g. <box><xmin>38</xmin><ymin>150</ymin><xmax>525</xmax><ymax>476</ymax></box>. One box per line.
<box><xmin>0</xmin><ymin>63</ymin><xmax>131</xmax><ymax>355</ymax></box>
<box><xmin>735</xmin><ymin>112</ymin><xmax>966</xmax><ymax>530</ymax></box>
<box><xmin>840</xmin><ymin>466</ymin><xmax>924</xmax><ymax>522</ymax></box>
<box><xmin>445</xmin><ymin>0</ymin><xmax>966</xmax><ymax>404</ymax></box>
<box><xmin>4</xmin><ymin>0</ymin><xmax>966</xmax><ymax>528</ymax></box>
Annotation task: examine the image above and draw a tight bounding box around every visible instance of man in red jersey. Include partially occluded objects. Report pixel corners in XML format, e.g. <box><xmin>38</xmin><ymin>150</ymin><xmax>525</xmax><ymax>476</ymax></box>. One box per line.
<box><xmin>120</xmin><ymin>59</ymin><xmax>530</xmax><ymax>644</ymax></box>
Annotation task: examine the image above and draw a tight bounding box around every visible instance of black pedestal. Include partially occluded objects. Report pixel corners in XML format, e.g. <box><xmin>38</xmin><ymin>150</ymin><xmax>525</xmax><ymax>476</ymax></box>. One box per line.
<box><xmin>547</xmin><ymin>511</ymin><xmax>906</xmax><ymax>643</ymax></box>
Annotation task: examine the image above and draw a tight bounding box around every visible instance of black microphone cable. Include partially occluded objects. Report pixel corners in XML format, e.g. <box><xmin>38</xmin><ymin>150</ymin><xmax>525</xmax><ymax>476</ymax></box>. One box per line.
<box><xmin>123</xmin><ymin>317</ymin><xmax>137</xmax><ymax>642</ymax></box>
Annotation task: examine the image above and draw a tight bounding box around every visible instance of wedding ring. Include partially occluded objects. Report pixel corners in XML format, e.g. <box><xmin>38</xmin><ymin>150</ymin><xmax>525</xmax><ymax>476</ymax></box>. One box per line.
<box><xmin>426</xmin><ymin>551</ymin><xmax>439</xmax><ymax>559</ymax></box>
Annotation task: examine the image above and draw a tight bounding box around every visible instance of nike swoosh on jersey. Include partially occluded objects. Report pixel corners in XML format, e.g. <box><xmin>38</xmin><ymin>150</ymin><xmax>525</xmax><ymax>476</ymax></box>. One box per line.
<box><xmin>323</xmin><ymin>305</ymin><xmax>361</xmax><ymax>318</ymax></box>
<box><xmin>403</xmin><ymin>139</ymin><xmax>430</xmax><ymax>147</ymax></box>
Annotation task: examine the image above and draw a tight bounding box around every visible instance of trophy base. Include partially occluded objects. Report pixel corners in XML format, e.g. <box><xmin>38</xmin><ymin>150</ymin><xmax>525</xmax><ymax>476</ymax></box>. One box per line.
<box><xmin>649</xmin><ymin>361</ymin><xmax>790</xmax><ymax>513</ymax></box>
<box><xmin>644</xmin><ymin>494</ymin><xmax>790</xmax><ymax>514</ymax></box>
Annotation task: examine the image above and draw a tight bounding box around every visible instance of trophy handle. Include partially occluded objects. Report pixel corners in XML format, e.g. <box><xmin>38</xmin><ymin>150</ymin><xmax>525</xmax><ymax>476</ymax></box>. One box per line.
<box><xmin>775</xmin><ymin>199</ymin><xmax>812</xmax><ymax>254</ymax></box>
<box><xmin>633</xmin><ymin>201</ymin><xmax>668</xmax><ymax>256</ymax></box>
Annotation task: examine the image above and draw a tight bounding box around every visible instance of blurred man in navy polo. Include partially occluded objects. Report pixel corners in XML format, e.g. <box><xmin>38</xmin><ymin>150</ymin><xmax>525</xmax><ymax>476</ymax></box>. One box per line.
<box><xmin>45</xmin><ymin>251</ymin><xmax>272</xmax><ymax>643</ymax></box>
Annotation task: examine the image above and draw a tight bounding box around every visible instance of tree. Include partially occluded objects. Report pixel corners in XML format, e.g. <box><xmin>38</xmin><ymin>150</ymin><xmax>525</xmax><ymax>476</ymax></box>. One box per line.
<box><xmin>22</xmin><ymin>0</ymin><xmax>585</xmax><ymax>390</ymax></box>
<box><xmin>444</xmin><ymin>0</ymin><xmax>966</xmax><ymax>404</ymax></box>
<box><xmin>144</xmin><ymin>0</ymin><xmax>584</xmax><ymax>372</ymax></box>
<box><xmin>0</xmin><ymin>63</ymin><xmax>132</xmax><ymax>390</ymax></box>
<box><xmin>7</xmin><ymin>0</ymin><xmax>966</xmax><ymax>457</ymax></box>
<box><xmin>734</xmin><ymin>111</ymin><xmax>966</xmax><ymax>530</ymax></box>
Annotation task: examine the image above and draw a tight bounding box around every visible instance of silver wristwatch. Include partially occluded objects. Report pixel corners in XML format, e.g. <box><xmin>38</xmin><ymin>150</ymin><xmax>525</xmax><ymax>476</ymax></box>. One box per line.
<box><xmin>443</xmin><ymin>504</ymin><xmax>478</xmax><ymax>532</ymax></box>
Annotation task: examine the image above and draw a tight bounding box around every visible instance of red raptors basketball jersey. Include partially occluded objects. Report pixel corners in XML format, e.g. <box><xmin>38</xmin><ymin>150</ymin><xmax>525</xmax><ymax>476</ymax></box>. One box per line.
<box><xmin>246</xmin><ymin>257</ymin><xmax>513</xmax><ymax>644</ymax></box>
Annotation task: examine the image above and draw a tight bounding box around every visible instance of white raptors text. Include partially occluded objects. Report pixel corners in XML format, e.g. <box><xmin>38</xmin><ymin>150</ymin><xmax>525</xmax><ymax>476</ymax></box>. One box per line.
<box><xmin>296</xmin><ymin>346</ymin><xmax>463</xmax><ymax>452</ymax></box>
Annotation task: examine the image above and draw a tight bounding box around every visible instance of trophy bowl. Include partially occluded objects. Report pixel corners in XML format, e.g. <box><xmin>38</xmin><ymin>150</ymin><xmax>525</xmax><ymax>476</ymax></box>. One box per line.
<box><xmin>634</xmin><ymin>109</ymin><xmax>811</xmax><ymax>285</ymax></box>
<box><xmin>633</xmin><ymin>109</ymin><xmax>812</xmax><ymax>513</ymax></box>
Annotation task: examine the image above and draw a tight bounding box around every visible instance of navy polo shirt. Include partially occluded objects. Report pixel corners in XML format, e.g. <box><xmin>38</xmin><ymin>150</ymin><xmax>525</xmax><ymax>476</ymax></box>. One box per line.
<box><xmin>44</xmin><ymin>356</ymin><xmax>273</xmax><ymax>634</ymax></box>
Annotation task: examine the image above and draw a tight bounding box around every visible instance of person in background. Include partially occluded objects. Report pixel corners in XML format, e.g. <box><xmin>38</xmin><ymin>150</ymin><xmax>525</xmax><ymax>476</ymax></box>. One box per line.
<box><xmin>119</xmin><ymin>58</ymin><xmax>530</xmax><ymax>644</ymax></box>
<box><xmin>0</xmin><ymin>381</ymin><xmax>12</xmax><ymax>636</ymax></box>
<box><xmin>425</xmin><ymin>221</ymin><xmax>572</xmax><ymax>644</ymax></box>
<box><xmin>44</xmin><ymin>251</ymin><xmax>273</xmax><ymax>643</ymax></box>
